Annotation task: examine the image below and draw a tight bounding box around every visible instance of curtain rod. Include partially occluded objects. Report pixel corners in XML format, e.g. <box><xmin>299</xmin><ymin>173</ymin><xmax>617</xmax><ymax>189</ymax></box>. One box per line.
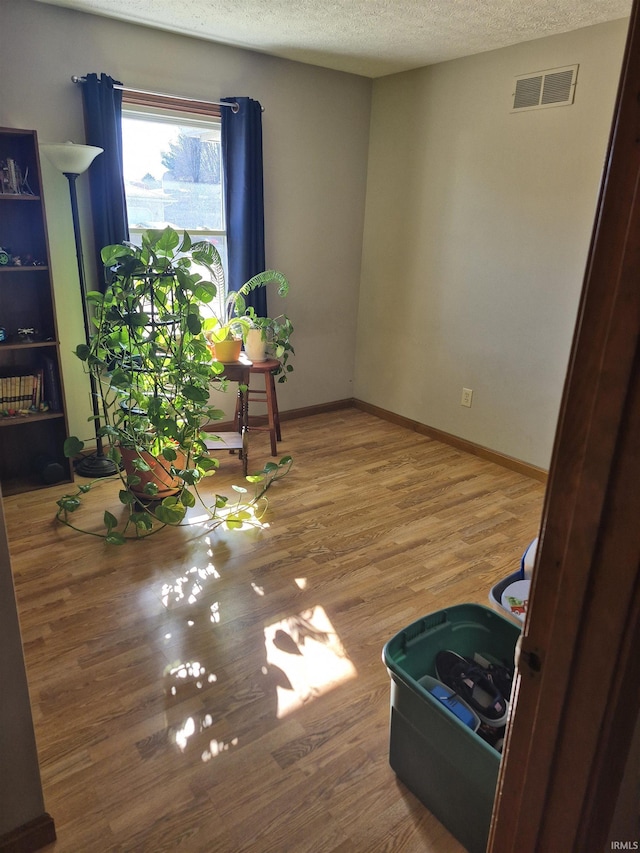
<box><xmin>71</xmin><ymin>76</ymin><xmax>240</xmax><ymax>113</ymax></box>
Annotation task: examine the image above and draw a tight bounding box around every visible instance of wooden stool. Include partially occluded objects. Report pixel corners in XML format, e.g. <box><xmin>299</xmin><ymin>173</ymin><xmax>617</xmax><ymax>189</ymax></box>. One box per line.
<box><xmin>206</xmin><ymin>356</ymin><xmax>251</xmax><ymax>475</ymax></box>
<box><xmin>234</xmin><ymin>357</ymin><xmax>282</xmax><ymax>456</ymax></box>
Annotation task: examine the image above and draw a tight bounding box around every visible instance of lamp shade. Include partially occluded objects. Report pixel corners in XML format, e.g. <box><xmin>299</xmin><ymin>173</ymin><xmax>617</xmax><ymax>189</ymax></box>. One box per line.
<box><xmin>40</xmin><ymin>141</ymin><xmax>103</xmax><ymax>175</ymax></box>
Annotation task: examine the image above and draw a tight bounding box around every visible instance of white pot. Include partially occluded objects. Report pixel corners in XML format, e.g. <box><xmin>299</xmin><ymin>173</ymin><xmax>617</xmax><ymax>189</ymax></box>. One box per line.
<box><xmin>244</xmin><ymin>328</ymin><xmax>268</xmax><ymax>362</ymax></box>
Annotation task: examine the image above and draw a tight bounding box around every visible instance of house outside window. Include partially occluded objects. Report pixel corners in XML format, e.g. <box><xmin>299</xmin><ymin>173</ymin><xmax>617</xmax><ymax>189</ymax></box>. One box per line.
<box><xmin>121</xmin><ymin>100</ymin><xmax>227</xmax><ymax>315</ymax></box>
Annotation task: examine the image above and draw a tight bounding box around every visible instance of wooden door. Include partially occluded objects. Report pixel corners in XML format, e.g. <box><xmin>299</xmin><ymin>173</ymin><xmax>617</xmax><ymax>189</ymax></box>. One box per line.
<box><xmin>489</xmin><ymin>2</ymin><xmax>640</xmax><ymax>849</ymax></box>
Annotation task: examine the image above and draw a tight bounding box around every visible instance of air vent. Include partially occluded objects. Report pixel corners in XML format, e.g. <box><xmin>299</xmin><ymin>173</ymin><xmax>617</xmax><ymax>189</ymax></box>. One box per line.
<box><xmin>512</xmin><ymin>65</ymin><xmax>578</xmax><ymax>112</ymax></box>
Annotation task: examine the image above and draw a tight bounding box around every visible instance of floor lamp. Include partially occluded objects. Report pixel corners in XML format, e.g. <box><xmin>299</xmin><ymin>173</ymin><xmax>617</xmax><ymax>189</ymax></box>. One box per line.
<box><xmin>41</xmin><ymin>141</ymin><xmax>119</xmax><ymax>477</ymax></box>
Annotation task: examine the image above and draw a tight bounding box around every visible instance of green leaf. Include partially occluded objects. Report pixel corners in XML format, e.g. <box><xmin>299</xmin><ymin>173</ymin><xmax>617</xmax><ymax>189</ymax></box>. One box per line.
<box><xmin>143</xmin><ymin>482</ymin><xmax>159</xmax><ymax>496</ymax></box>
<box><xmin>154</xmin><ymin>502</ymin><xmax>186</xmax><ymax>525</ymax></box>
<box><xmin>64</xmin><ymin>436</ymin><xmax>85</xmax><ymax>458</ymax></box>
<box><xmin>131</xmin><ymin>512</ymin><xmax>153</xmax><ymax>530</ymax></box>
<box><xmin>162</xmin><ymin>446</ymin><xmax>177</xmax><ymax>462</ymax></box>
<box><xmin>178</xmin><ymin>469</ymin><xmax>200</xmax><ymax>486</ymax></box>
<box><xmin>74</xmin><ymin>344</ymin><xmax>91</xmax><ymax>361</ymax></box>
<box><xmin>215</xmin><ymin>495</ymin><xmax>229</xmax><ymax>508</ymax></box>
<box><xmin>186</xmin><ymin>313</ymin><xmax>202</xmax><ymax>335</ymax></box>
<box><xmin>194</xmin><ymin>282</ymin><xmax>216</xmax><ymax>303</ymax></box>
<box><xmin>109</xmin><ymin>368</ymin><xmax>132</xmax><ymax>390</ymax></box>
<box><xmin>232</xmin><ymin>485</ymin><xmax>248</xmax><ymax>494</ymax></box>
<box><xmin>106</xmin><ymin>532</ymin><xmax>127</xmax><ymax>545</ymax></box>
<box><xmin>198</xmin><ymin>457</ymin><xmax>219</xmax><ymax>472</ymax></box>
<box><xmin>181</xmin><ymin>383</ymin><xmax>209</xmax><ymax>403</ymax></box>
<box><xmin>180</xmin><ymin>231</ymin><xmax>192</xmax><ymax>253</ymax></box>
<box><xmin>119</xmin><ymin>489</ymin><xmax>136</xmax><ymax>505</ymax></box>
<box><xmin>182</xmin><ymin>489</ymin><xmax>196</xmax><ymax>508</ymax></box>
<box><xmin>123</xmin><ymin>311</ymin><xmax>150</xmax><ymax>328</ymax></box>
<box><xmin>155</xmin><ymin>227</ymin><xmax>180</xmax><ymax>256</ymax></box>
<box><xmin>57</xmin><ymin>495</ymin><xmax>81</xmax><ymax>512</ymax></box>
<box><xmin>103</xmin><ymin>510</ymin><xmax>118</xmax><ymax>532</ymax></box>
<box><xmin>101</xmin><ymin>243</ymin><xmax>130</xmax><ymax>266</ymax></box>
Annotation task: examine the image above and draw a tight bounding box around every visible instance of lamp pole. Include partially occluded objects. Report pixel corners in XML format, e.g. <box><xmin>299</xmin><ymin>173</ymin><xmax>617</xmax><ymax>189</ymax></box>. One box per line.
<box><xmin>41</xmin><ymin>142</ymin><xmax>119</xmax><ymax>477</ymax></box>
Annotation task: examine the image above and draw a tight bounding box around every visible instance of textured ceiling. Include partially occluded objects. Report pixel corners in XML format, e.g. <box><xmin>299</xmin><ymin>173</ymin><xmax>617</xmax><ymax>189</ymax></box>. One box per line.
<box><xmin>35</xmin><ymin>0</ymin><xmax>631</xmax><ymax>77</ymax></box>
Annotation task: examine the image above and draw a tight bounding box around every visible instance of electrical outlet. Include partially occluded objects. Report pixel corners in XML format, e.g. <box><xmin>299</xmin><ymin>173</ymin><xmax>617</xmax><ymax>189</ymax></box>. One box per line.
<box><xmin>461</xmin><ymin>388</ymin><xmax>473</xmax><ymax>407</ymax></box>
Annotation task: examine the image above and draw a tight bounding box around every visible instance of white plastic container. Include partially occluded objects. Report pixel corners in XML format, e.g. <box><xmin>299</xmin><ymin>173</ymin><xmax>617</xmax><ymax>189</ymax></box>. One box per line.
<box><xmin>520</xmin><ymin>537</ymin><xmax>538</xmax><ymax>580</ymax></box>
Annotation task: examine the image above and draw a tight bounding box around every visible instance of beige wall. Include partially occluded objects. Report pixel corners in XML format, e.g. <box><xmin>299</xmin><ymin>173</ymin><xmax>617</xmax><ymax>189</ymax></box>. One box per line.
<box><xmin>0</xmin><ymin>0</ymin><xmax>372</xmax><ymax>440</ymax></box>
<box><xmin>0</xmin><ymin>3</ymin><xmax>630</xmax><ymax>468</ymax></box>
<box><xmin>356</xmin><ymin>19</ymin><xmax>628</xmax><ymax>468</ymax></box>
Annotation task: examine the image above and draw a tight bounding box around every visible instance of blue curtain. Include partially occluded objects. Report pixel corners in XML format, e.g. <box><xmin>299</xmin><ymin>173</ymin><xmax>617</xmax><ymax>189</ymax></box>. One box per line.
<box><xmin>221</xmin><ymin>97</ymin><xmax>267</xmax><ymax>316</ymax></box>
<box><xmin>81</xmin><ymin>73</ymin><xmax>129</xmax><ymax>291</ymax></box>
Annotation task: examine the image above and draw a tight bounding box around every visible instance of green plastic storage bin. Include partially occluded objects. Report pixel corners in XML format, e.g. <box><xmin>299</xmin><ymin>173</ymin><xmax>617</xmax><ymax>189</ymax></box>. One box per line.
<box><xmin>382</xmin><ymin>603</ymin><xmax>520</xmax><ymax>853</ymax></box>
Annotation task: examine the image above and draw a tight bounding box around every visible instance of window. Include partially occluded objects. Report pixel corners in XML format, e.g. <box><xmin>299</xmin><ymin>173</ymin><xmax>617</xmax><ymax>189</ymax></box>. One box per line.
<box><xmin>121</xmin><ymin>99</ymin><xmax>227</xmax><ymax>314</ymax></box>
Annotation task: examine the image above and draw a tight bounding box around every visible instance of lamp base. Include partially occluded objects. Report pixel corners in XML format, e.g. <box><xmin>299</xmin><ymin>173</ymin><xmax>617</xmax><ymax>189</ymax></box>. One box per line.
<box><xmin>75</xmin><ymin>453</ymin><xmax>120</xmax><ymax>479</ymax></box>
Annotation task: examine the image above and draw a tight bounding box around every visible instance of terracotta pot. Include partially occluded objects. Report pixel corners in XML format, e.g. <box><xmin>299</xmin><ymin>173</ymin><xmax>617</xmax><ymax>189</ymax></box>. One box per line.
<box><xmin>120</xmin><ymin>446</ymin><xmax>186</xmax><ymax>499</ymax></box>
<box><xmin>208</xmin><ymin>338</ymin><xmax>242</xmax><ymax>362</ymax></box>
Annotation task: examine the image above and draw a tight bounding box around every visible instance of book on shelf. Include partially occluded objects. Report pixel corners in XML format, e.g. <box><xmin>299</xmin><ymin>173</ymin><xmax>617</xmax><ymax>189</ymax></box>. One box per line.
<box><xmin>32</xmin><ymin>370</ymin><xmax>43</xmax><ymax>408</ymax></box>
<box><xmin>0</xmin><ymin>158</ymin><xmax>32</xmax><ymax>195</ymax></box>
<box><xmin>41</xmin><ymin>356</ymin><xmax>61</xmax><ymax>412</ymax></box>
<box><xmin>0</xmin><ymin>369</ymin><xmax>45</xmax><ymax>412</ymax></box>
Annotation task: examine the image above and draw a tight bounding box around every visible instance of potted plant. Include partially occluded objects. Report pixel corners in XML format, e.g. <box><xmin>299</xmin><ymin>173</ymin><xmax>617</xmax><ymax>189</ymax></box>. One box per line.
<box><xmin>201</xmin><ymin>251</ymin><xmax>294</xmax><ymax>377</ymax></box>
<box><xmin>56</xmin><ymin>227</ymin><xmax>292</xmax><ymax>544</ymax></box>
<box><xmin>242</xmin><ymin>307</ymin><xmax>295</xmax><ymax>382</ymax></box>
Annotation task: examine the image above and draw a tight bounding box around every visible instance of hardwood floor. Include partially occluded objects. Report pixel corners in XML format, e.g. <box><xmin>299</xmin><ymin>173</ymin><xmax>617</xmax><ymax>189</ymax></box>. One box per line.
<box><xmin>5</xmin><ymin>408</ymin><xmax>545</xmax><ymax>852</ymax></box>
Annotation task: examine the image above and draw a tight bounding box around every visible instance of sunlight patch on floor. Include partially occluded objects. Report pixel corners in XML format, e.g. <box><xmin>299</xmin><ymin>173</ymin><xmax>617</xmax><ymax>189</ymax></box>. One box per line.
<box><xmin>202</xmin><ymin>735</ymin><xmax>239</xmax><ymax>762</ymax></box>
<box><xmin>264</xmin><ymin>605</ymin><xmax>357</xmax><ymax>718</ymax></box>
<box><xmin>161</xmin><ymin>562</ymin><xmax>220</xmax><ymax>607</ymax></box>
<box><xmin>171</xmin><ymin>709</ymin><xmax>239</xmax><ymax>760</ymax></box>
<box><xmin>166</xmin><ymin>660</ymin><xmax>217</xmax><ymax>696</ymax></box>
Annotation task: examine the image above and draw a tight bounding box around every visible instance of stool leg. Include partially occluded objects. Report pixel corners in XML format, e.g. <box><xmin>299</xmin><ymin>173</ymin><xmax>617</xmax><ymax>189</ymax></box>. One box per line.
<box><xmin>270</xmin><ymin>373</ymin><xmax>282</xmax><ymax>441</ymax></box>
<box><xmin>264</xmin><ymin>372</ymin><xmax>278</xmax><ymax>456</ymax></box>
<box><xmin>234</xmin><ymin>392</ymin><xmax>241</xmax><ymax>433</ymax></box>
<box><xmin>239</xmin><ymin>383</ymin><xmax>248</xmax><ymax>474</ymax></box>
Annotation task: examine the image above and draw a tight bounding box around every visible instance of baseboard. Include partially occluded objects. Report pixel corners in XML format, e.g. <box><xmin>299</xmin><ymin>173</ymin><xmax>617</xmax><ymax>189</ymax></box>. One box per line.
<box><xmin>278</xmin><ymin>398</ymin><xmax>355</xmax><ymax>421</ymax></box>
<box><xmin>204</xmin><ymin>398</ymin><xmax>354</xmax><ymax>432</ymax></box>
<box><xmin>353</xmin><ymin>399</ymin><xmax>548</xmax><ymax>483</ymax></box>
<box><xmin>0</xmin><ymin>814</ymin><xmax>56</xmax><ymax>853</ymax></box>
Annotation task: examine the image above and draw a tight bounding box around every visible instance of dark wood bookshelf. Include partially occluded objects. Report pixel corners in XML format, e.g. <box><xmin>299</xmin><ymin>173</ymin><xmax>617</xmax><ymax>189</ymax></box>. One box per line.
<box><xmin>0</xmin><ymin>127</ymin><xmax>72</xmax><ymax>493</ymax></box>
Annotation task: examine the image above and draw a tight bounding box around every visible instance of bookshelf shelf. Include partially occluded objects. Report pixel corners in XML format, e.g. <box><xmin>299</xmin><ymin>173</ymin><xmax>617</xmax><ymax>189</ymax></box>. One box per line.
<box><xmin>0</xmin><ymin>127</ymin><xmax>72</xmax><ymax>493</ymax></box>
<box><xmin>0</xmin><ymin>412</ymin><xmax>65</xmax><ymax>428</ymax></box>
<box><xmin>0</xmin><ymin>341</ymin><xmax>57</xmax><ymax>351</ymax></box>
<box><xmin>0</xmin><ymin>265</ymin><xmax>49</xmax><ymax>273</ymax></box>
